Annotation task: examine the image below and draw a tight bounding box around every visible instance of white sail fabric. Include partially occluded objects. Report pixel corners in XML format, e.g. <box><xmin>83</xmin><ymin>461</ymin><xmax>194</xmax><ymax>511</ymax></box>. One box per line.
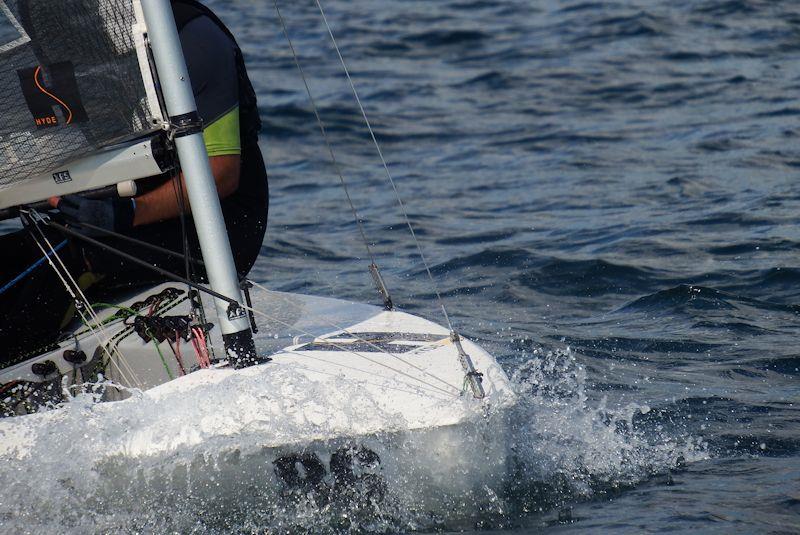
<box><xmin>0</xmin><ymin>0</ymin><xmax>163</xmax><ymax>191</ymax></box>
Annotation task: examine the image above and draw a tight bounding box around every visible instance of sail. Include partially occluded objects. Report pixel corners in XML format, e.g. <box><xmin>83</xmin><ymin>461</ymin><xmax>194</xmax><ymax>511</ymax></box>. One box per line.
<box><xmin>0</xmin><ymin>0</ymin><xmax>163</xmax><ymax>193</ymax></box>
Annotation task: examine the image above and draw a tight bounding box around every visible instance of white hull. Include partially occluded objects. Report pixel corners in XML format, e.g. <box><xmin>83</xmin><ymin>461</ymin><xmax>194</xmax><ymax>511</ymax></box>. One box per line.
<box><xmin>0</xmin><ymin>284</ymin><xmax>516</xmax><ymax>521</ymax></box>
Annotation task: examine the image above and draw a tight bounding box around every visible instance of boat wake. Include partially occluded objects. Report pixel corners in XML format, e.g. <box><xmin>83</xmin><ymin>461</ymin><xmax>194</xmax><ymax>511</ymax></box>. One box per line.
<box><xmin>0</xmin><ymin>349</ymin><xmax>707</xmax><ymax>533</ymax></box>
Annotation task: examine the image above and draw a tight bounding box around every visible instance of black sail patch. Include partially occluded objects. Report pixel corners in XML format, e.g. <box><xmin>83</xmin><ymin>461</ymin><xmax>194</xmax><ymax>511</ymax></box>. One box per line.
<box><xmin>17</xmin><ymin>61</ymin><xmax>89</xmax><ymax>128</ymax></box>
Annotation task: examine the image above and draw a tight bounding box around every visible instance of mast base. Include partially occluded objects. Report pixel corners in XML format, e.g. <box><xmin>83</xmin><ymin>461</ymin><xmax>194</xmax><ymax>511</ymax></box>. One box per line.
<box><xmin>222</xmin><ymin>330</ymin><xmax>266</xmax><ymax>369</ymax></box>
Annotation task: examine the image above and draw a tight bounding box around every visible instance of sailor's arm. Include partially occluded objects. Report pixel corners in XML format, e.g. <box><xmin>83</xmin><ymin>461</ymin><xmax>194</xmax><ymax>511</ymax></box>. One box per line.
<box><xmin>133</xmin><ymin>101</ymin><xmax>243</xmax><ymax>225</ymax></box>
<box><xmin>129</xmin><ymin>14</ymin><xmax>246</xmax><ymax>227</ymax></box>
<box><xmin>48</xmin><ymin>154</ymin><xmax>240</xmax><ymax>230</ymax></box>
<box><xmin>131</xmin><ymin>154</ymin><xmax>240</xmax><ymax>227</ymax></box>
<box><xmin>49</xmin><ymin>107</ymin><xmax>243</xmax><ymax>230</ymax></box>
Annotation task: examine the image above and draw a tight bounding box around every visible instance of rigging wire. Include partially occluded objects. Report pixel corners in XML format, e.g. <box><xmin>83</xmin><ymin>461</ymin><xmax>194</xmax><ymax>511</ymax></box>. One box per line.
<box><xmin>278</xmin><ymin>349</ymin><xmax>456</xmax><ymax>400</ymax></box>
<box><xmin>313</xmin><ymin>0</ymin><xmax>454</xmax><ymax>331</ymax></box>
<box><xmin>273</xmin><ymin>0</ymin><xmax>380</xmax><ymax>272</ymax></box>
<box><xmin>171</xmin><ymin>173</ymin><xmax>193</xmax><ymax>285</ymax></box>
<box><xmin>271</xmin><ymin>3</ymin><xmax>486</xmax><ymax>396</ymax></box>
<box><xmin>245</xmin><ymin>279</ymin><xmax>461</xmax><ymax>395</ymax></box>
<box><xmin>25</xmin><ymin>217</ymin><xmax>142</xmax><ymax>388</ymax></box>
<box><xmin>22</xmin><ymin>213</ymin><xmax>142</xmax><ymax>388</ymax></box>
<box><xmin>41</xmin><ymin>218</ymin><xmax>241</xmax><ymax>309</ymax></box>
<box><xmin>238</xmin><ymin>295</ymin><xmax>459</xmax><ymax>396</ymax></box>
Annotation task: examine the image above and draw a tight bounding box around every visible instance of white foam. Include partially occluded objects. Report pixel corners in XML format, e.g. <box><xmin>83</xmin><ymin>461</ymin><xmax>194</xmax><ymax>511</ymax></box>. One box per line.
<box><xmin>507</xmin><ymin>347</ymin><xmax>709</xmax><ymax>496</ymax></box>
<box><xmin>0</xmin><ymin>346</ymin><xmax>707</xmax><ymax>533</ymax></box>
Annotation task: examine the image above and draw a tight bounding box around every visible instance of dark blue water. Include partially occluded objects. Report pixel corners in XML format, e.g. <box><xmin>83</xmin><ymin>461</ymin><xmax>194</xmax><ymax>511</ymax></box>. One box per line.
<box><xmin>6</xmin><ymin>0</ymin><xmax>798</xmax><ymax>532</ymax></box>
<box><xmin>207</xmin><ymin>0</ymin><xmax>800</xmax><ymax>532</ymax></box>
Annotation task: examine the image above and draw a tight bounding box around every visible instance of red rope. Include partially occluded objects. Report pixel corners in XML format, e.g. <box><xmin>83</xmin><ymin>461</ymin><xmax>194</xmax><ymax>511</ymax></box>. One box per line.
<box><xmin>191</xmin><ymin>327</ymin><xmax>211</xmax><ymax>368</ymax></box>
<box><xmin>0</xmin><ymin>381</ymin><xmax>20</xmax><ymax>396</ymax></box>
<box><xmin>173</xmin><ymin>330</ymin><xmax>186</xmax><ymax>376</ymax></box>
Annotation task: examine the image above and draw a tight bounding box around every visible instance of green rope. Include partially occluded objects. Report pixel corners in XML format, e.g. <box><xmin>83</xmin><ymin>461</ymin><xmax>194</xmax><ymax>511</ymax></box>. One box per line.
<box><xmin>152</xmin><ymin>335</ymin><xmax>174</xmax><ymax>381</ymax></box>
<box><xmin>71</xmin><ymin>302</ymin><xmax>139</xmax><ymax>336</ymax></box>
<box><xmin>87</xmin><ymin>302</ymin><xmax>175</xmax><ymax>380</ymax></box>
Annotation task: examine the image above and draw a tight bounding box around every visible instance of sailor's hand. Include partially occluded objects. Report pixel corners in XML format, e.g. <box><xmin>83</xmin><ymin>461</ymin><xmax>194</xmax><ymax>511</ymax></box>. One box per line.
<box><xmin>50</xmin><ymin>195</ymin><xmax>135</xmax><ymax>234</ymax></box>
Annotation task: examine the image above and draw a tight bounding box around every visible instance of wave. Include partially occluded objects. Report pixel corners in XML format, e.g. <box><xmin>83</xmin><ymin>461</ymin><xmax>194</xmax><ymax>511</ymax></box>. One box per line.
<box><xmin>555</xmin><ymin>334</ymin><xmax>722</xmax><ymax>357</ymax></box>
<box><xmin>402</xmin><ymin>29</ymin><xmax>488</xmax><ymax>48</ymax></box>
<box><xmin>453</xmin><ymin>70</ymin><xmax>521</xmax><ymax>90</ymax></box>
<box><xmin>620</xmin><ymin>285</ymin><xmax>737</xmax><ymax>313</ymax></box>
<box><xmin>567</xmin><ymin>12</ymin><xmax>668</xmax><ymax>46</ymax></box>
<box><xmin>691</xmin><ymin>0</ymin><xmax>758</xmax><ymax>16</ymax></box>
<box><xmin>742</xmin><ymin>356</ymin><xmax>800</xmax><ymax>375</ymax></box>
<box><xmin>516</xmin><ymin>257</ymin><xmax>661</xmax><ymax>298</ymax></box>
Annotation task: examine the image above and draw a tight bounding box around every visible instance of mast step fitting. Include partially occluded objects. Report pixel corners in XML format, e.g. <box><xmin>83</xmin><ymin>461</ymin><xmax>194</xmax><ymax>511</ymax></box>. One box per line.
<box><xmin>223</xmin><ymin>329</ymin><xmax>269</xmax><ymax>369</ymax></box>
<box><xmin>226</xmin><ymin>301</ymin><xmax>248</xmax><ymax>321</ymax></box>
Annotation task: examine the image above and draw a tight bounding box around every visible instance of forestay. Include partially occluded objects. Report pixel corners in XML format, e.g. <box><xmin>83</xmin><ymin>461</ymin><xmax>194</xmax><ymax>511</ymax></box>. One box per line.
<box><xmin>0</xmin><ymin>0</ymin><xmax>163</xmax><ymax>191</ymax></box>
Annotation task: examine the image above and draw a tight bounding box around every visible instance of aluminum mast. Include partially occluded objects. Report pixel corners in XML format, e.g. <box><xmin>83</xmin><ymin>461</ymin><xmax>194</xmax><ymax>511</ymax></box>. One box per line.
<box><xmin>140</xmin><ymin>0</ymin><xmax>258</xmax><ymax>368</ymax></box>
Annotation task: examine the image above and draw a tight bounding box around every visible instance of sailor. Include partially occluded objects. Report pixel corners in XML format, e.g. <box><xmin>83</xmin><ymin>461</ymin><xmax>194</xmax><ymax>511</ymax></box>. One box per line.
<box><xmin>0</xmin><ymin>0</ymin><xmax>267</xmax><ymax>364</ymax></box>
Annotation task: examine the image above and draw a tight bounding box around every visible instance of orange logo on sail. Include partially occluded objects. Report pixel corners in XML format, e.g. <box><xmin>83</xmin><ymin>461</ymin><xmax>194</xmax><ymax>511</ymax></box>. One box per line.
<box><xmin>17</xmin><ymin>61</ymin><xmax>88</xmax><ymax>128</ymax></box>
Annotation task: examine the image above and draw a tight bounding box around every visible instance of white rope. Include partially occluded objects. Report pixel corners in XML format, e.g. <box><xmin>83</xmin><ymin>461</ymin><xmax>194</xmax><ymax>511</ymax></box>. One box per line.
<box><xmin>240</xmin><ymin>289</ymin><xmax>459</xmax><ymax>396</ymax></box>
<box><xmin>279</xmin><ymin>349</ymin><xmax>456</xmax><ymax>400</ymax></box>
<box><xmin>24</xmin><ymin>212</ymin><xmax>143</xmax><ymax>389</ymax></box>
<box><xmin>26</xmin><ymin>221</ymin><xmax>141</xmax><ymax>389</ymax></box>
<box><xmin>246</xmin><ymin>280</ymin><xmax>461</xmax><ymax>394</ymax></box>
<box><xmin>244</xmin><ymin>304</ymin><xmax>458</xmax><ymax>397</ymax></box>
<box><xmin>314</xmin><ymin>0</ymin><xmax>454</xmax><ymax>331</ymax></box>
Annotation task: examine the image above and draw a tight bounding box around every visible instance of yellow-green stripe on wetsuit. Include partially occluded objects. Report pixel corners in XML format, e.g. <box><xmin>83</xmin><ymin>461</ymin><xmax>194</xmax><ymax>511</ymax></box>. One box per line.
<box><xmin>203</xmin><ymin>106</ymin><xmax>241</xmax><ymax>157</ymax></box>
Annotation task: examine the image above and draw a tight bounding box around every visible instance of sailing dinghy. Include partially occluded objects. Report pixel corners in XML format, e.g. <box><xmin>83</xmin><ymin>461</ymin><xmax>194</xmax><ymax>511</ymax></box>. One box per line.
<box><xmin>0</xmin><ymin>0</ymin><xmax>516</xmax><ymax>513</ymax></box>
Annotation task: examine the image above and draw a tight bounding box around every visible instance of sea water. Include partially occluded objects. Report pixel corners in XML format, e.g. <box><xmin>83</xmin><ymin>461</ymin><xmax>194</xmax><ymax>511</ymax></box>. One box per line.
<box><xmin>2</xmin><ymin>0</ymin><xmax>799</xmax><ymax>532</ymax></box>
